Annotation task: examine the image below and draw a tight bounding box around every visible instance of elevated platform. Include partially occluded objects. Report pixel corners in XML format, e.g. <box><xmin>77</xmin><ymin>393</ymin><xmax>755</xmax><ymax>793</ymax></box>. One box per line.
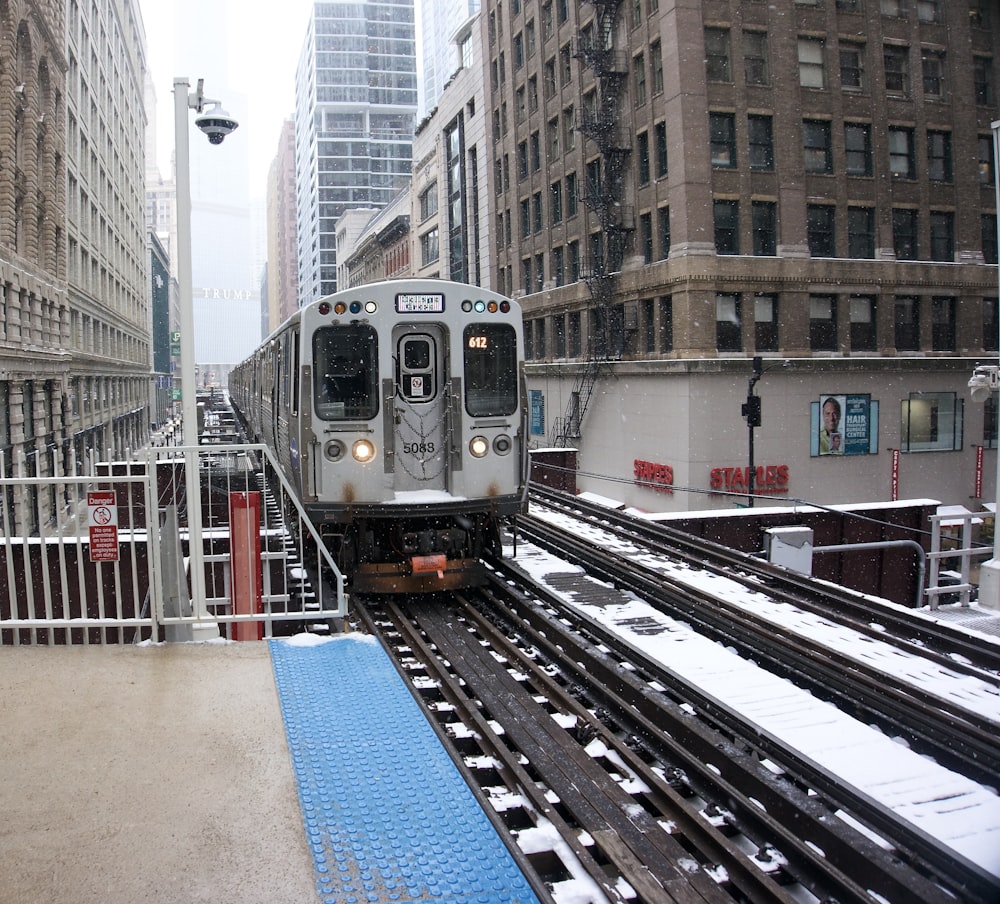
<box><xmin>0</xmin><ymin>638</ymin><xmax>541</xmax><ymax>904</ymax></box>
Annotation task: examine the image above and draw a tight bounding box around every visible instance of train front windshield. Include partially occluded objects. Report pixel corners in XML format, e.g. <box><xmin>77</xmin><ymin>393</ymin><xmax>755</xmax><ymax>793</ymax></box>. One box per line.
<box><xmin>313</xmin><ymin>325</ymin><xmax>379</xmax><ymax>419</ymax></box>
<box><xmin>463</xmin><ymin>323</ymin><xmax>518</xmax><ymax>417</ymax></box>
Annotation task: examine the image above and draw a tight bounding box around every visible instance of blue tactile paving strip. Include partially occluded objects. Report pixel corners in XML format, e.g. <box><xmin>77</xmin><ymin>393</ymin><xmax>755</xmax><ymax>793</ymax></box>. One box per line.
<box><xmin>269</xmin><ymin>635</ymin><xmax>541</xmax><ymax>904</ymax></box>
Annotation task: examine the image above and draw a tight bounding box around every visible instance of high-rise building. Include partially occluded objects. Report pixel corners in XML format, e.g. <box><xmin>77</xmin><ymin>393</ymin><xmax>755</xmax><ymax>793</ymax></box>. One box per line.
<box><xmin>65</xmin><ymin>0</ymin><xmax>151</xmax><ymax>467</ymax></box>
<box><xmin>419</xmin><ymin>0</ymin><xmax>481</xmax><ymax>116</ymax></box>
<box><xmin>485</xmin><ymin>0</ymin><xmax>1000</xmax><ymax>510</ymax></box>
<box><xmin>266</xmin><ymin>120</ymin><xmax>300</xmax><ymax>333</ymax></box>
<box><xmin>294</xmin><ymin>0</ymin><xmax>419</xmax><ymax>302</ymax></box>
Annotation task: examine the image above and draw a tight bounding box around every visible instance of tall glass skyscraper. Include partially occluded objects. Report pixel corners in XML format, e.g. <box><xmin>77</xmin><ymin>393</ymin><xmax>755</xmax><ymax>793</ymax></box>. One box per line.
<box><xmin>295</xmin><ymin>0</ymin><xmax>418</xmax><ymax>302</ymax></box>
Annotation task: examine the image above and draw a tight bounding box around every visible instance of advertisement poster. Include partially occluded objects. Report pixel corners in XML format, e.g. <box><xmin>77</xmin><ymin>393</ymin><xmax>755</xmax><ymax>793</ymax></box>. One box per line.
<box><xmin>812</xmin><ymin>395</ymin><xmax>877</xmax><ymax>456</ymax></box>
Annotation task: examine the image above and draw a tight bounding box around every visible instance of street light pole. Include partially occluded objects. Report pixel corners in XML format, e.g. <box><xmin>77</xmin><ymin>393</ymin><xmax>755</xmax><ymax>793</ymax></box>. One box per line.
<box><xmin>171</xmin><ymin>78</ymin><xmax>237</xmax><ymax>632</ymax></box>
<box><xmin>743</xmin><ymin>357</ymin><xmax>763</xmax><ymax>507</ymax></box>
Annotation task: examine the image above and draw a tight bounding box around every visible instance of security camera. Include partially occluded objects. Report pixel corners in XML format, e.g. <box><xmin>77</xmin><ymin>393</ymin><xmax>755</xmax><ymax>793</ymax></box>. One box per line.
<box><xmin>195</xmin><ymin>103</ymin><xmax>239</xmax><ymax>145</ymax></box>
<box><xmin>968</xmin><ymin>365</ymin><xmax>1000</xmax><ymax>402</ymax></box>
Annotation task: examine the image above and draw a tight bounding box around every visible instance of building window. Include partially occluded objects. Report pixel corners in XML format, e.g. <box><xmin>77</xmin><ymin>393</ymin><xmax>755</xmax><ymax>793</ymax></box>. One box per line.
<box><xmin>566</xmin><ymin>172</ymin><xmax>578</xmax><ymax>216</ymax></box>
<box><xmin>754</xmin><ymin>294</ymin><xmax>778</xmax><ymax>351</ymax></box>
<box><xmin>850</xmin><ymin>295</ymin><xmax>877</xmax><ymax>351</ymax></box>
<box><xmin>654</xmin><ymin>121</ymin><xmax>668</xmax><ymax>177</ymax></box>
<box><xmin>803</xmin><ymin>120</ymin><xmax>833</xmax><ymax>173</ymax></box>
<box><xmin>531</xmin><ymin>132</ymin><xmax>541</xmax><ymax>171</ymax></box>
<box><xmin>640</xmin><ymin>212</ymin><xmax>653</xmax><ymax>263</ymax></box>
<box><xmin>883</xmin><ymin>44</ymin><xmax>910</xmax><ymax>94</ymax></box>
<box><xmin>901</xmin><ymin>392</ymin><xmax>963</xmax><ymax>453</ymax></box>
<box><xmin>716</xmin><ymin>293</ymin><xmax>742</xmax><ymax>351</ymax></box>
<box><xmin>658</xmin><ymin>206</ymin><xmax>671</xmax><ymax>259</ymax></box>
<box><xmin>974</xmin><ymin>57</ymin><xmax>994</xmax><ymax>106</ymax></box>
<box><xmin>520</xmin><ymin>198</ymin><xmax>531</xmax><ymax>237</ymax></box>
<box><xmin>927</xmin><ymin>131</ymin><xmax>952</xmax><ymax>182</ymax></box>
<box><xmin>522</xmin><ymin>258</ymin><xmax>532</xmax><ymax>293</ymax></box>
<box><xmin>748</xmin><ymin>114</ymin><xmax>774</xmax><ymax>170</ymax></box>
<box><xmin>651</xmin><ymin>40</ymin><xmax>664</xmax><ymax>94</ymax></box>
<box><xmin>929</xmin><ymin>211</ymin><xmax>954</xmax><ymax>262</ymax></box>
<box><xmin>922</xmin><ymin>50</ymin><xmax>945</xmax><ymax>98</ymax></box>
<box><xmin>744</xmin><ymin>30</ymin><xmax>769</xmax><ymax>86</ymax></box>
<box><xmin>980</xmin><ymin>135</ymin><xmax>997</xmax><ymax>188</ymax></box>
<box><xmin>553</xmin><ymin>246</ymin><xmax>564</xmax><ymax>286</ymax></box>
<box><xmin>705</xmin><ymin>28</ymin><xmax>732</xmax><ymax>82</ymax></box>
<box><xmin>888</xmin><ymin>126</ymin><xmax>915</xmax><ymax>178</ymax></box>
<box><xmin>710</xmin><ymin>112</ymin><xmax>736</xmax><ymax>168</ymax></box>
<box><xmin>752</xmin><ymin>201</ymin><xmax>777</xmax><ymax>256</ymax></box>
<box><xmin>659</xmin><ymin>296</ymin><xmax>673</xmax><ymax>352</ymax></box>
<box><xmin>839</xmin><ymin>42</ymin><xmax>865</xmax><ymax>90</ymax></box>
<box><xmin>881</xmin><ymin>0</ymin><xmax>905</xmax><ymax>18</ymax></box>
<box><xmin>568</xmin><ymin>311</ymin><xmax>581</xmax><ymax>356</ymax></box>
<box><xmin>807</xmin><ymin>204</ymin><xmax>836</xmax><ymax>257</ymax></box>
<box><xmin>418</xmin><ymin>183</ymin><xmax>438</xmax><ymax>221</ymax></box>
<box><xmin>798</xmin><ymin>37</ymin><xmax>826</xmax><ymax>88</ymax></box>
<box><xmin>893</xmin><ymin>208</ymin><xmax>919</xmax><ymax>260</ymax></box>
<box><xmin>810</xmin><ymin>295</ymin><xmax>837</xmax><ymax>350</ymax></box>
<box><xmin>845</xmin><ymin>122</ymin><xmax>873</xmax><ymax>176</ymax></box>
<box><xmin>894</xmin><ymin>296</ymin><xmax>920</xmax><ymax>350</ymax></box>
<box><xmin>931</xmin><ymin>296</ymin><xmax>955</xmax><ymax>351</ymax></box>
<box><xmin>553</xmin><ymin>313</ymin><xmax>566</xmax><ymax>358</ymax></box>
<box><xmin>984</xmin><ymin>214</ymin><xmax>999</xmax><ymax>265</ymax></box>
<box><xmin>985</xmin><ymin>298</ymin><xmax>999</xmax><ymax>352</ymax></box>
<box><xmin>420</xmin><ymin>228</ymin><xmax>439</xmax><ymax>265</ymax></box>
<box><xmin>633</xmin><ymin>51</ymin><xmax>646</xmax><ymax>106</ymax></box>
<box><xmin>551</xmin><ymin>180</ymin><xmax>562</xmax><ymax>224</ymax></box>
<box><xmin>848</xmin><ymin>207</ymin><xmax>875</xmax><ymax>258</ymax></box>
<box><xmin>533</xmin><ymin>192</ymin><xmax>543</xmax><ymax>233</ymax></box>
<box><xmin>535</xmin><ymin>253</ymin><xmax>545</xmax><ymax>292</ymax></box>
<box><xmin>916</xmin><ymin>0</ymin><xmax>940</xmax><ymax>22</ymax></box>
<box><xmin>637</xmin><ymin>131</ymin><xmax>650</xmax><ymax>184</ymax></box>
<box><xmin>641</xmin><ymin>298</ymin><xmax>655</xmax><ymax>353</ymax></box>
<box><xmin>714</xmin><ymin>200</ymin><xmax>739</xmax><ymax>255</ymax></box>
<box><xmin>568</xmin><ymin>240</ymin><xmax>580</xmax><ymax>281</ymax></box>
<box><xmin>517</xmin><ymin>140</ymin><xmax>528</xmax><ymax>179</ymax></box>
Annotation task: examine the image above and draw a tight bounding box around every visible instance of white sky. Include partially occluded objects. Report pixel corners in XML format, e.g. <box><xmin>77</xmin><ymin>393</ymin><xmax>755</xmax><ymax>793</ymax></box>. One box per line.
<box><xmin>138</xmin><ymin>0</ymin><xmax>316</xmax><ymax>200</ymax></box>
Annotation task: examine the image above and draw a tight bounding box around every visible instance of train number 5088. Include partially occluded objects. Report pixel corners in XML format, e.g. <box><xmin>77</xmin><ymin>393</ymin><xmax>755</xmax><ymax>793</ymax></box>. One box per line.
<box><xmin>402</xmin><ymin>442</ymin><xmax>436</xmax><ymax>454</ymax></box>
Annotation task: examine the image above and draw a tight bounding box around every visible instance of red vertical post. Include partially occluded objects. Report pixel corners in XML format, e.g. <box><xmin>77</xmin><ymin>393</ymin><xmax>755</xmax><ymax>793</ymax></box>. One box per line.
<box><xmin>229</xmin><ymin>491</ymin><xmax>262</xmax><ymax>641</ymax></box>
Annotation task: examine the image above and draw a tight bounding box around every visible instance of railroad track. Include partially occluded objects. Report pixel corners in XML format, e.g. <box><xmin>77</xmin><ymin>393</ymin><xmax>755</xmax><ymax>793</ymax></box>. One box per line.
<box><xmin>353</xmin><ymin>588</ymin><xmax>990</xmax><ymax>903</ymax></box>
<box><xmin>519</xmin><ymin>489</ymin><xmax>1000</xmax><ymax>789</ymax></box>
<box><xmin>528</xmin><ymin>485</ymin><xmax>1000</xmax><ymax>679</ymax></box>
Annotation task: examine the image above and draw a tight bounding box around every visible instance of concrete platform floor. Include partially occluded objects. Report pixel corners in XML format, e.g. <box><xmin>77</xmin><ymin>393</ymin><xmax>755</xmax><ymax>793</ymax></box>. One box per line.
<box><xmin>0</xmin><ymin>642</ymin><xmax>318</xmax><ymax>904</ymax></box>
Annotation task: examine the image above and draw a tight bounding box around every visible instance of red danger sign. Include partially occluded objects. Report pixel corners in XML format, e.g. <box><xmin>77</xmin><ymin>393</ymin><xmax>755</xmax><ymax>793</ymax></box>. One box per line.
<box><xmin>88</xmin><ymin>491</ymin><xmax>119</xmax><ymax>562</ymax></box>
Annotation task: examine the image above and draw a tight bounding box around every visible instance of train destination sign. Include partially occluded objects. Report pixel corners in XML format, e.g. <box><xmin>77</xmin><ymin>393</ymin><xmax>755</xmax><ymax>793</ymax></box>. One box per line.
<box><xmin>396</xmin><ymin>293</ymin><xmax>445</xmax><ymax>313</ymax></box>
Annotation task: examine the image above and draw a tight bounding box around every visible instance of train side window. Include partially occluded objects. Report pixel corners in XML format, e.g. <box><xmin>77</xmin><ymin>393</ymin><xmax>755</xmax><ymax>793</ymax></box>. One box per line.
<box><xmin>397</xmin><ymin>335</ymin><xmax>438</xmax><ymax>403</ymax></box>
<box><xmin>464</xmin><ymin>324</ymin><xmax>518</xmax><ymax>416</ymax></box>
<box><xmin>313</xmin><ymin>325</ymin><xmax>378</xmax><ymax>420</ymax></box>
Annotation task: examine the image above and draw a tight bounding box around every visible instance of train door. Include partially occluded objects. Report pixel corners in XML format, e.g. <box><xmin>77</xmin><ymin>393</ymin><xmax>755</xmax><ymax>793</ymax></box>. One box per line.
<box><xmin>392</xmin><ymin>325</ymin><xmax>448</xmax><ymax>494</ymax></box>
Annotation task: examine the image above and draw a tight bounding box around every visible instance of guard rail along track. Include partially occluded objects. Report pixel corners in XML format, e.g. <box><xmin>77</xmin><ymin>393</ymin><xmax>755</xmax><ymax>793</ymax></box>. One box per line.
<box><xmin>353</xmin><ymin>585</ymin><xmax>990</xmax><ymax>903</ymax></box>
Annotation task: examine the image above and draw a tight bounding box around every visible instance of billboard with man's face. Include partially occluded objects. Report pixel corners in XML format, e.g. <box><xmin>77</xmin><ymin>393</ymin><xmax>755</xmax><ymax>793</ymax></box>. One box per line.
<box><xmin>812</xmin><ymin>395</ymin><xmax>878</xmax><ymax>456</ymax></box>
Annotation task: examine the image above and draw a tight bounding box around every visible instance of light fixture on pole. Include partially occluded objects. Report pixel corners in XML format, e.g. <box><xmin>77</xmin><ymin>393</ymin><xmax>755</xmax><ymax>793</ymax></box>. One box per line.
<box><xmin>172</xmin><ymin>77</ymin><xmax>238</xmax><ymax>636</ymax></box>
<box><xmin>969</xmin><ymin>119</ymin><xmax>1000</xmax><ymax>611</ymax></box>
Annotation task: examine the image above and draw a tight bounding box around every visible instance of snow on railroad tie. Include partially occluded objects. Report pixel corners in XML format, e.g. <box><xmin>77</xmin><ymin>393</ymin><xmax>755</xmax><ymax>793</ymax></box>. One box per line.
<box><xmin>511</xmin><ymin>542</ymin><xmax>1000</xmax><ymax>879</ymax></box>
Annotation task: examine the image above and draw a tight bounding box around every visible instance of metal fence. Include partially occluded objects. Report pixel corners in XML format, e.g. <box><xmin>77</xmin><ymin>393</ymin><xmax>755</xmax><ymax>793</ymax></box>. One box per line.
<box><xmin>0</xmin><ymin>443</ymin><xmax>346</xmax><ymax>645</ymax></box>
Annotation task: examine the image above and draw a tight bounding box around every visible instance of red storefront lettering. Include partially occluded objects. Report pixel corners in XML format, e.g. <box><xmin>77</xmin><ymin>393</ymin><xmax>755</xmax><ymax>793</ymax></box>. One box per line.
<box><xmin>633</xmin><ymin>459</ymin><xmax>674</xmax><ymax>494</ymax></box>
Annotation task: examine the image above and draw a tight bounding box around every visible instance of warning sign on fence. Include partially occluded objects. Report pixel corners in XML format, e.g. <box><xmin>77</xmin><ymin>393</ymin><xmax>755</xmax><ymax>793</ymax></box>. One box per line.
<box><xmin>87</xmin><ymin>490</ymin><xmax>119</xmax><ymax>562</ymax></box>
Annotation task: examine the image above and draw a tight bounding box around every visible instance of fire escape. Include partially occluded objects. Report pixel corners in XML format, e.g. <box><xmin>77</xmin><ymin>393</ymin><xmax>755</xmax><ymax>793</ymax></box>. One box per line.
<box><xmin>552</xmin><ymin>0</ymin><xmax>633</xmax><ymax>447</ymax></box>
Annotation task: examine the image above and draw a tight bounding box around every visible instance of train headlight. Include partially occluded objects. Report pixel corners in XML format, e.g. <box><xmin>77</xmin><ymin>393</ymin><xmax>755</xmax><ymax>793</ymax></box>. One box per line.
<box><xmin>469</xmin><ymin>435</ymin><xmax>489</xmax><ymax>458</ymax></box>
<box><xmin>352</xmin><ymin>439</ymin><xmax>377</xmax><ymax>463</ymax></box>
<box><xmin>324</xmin><ymin>439</ymin><xmax>346</xmax><ymax>462</ymax></box>
<box><xmin>493</xmin><ymin>435</ymin><xmax>512</xmax><ymax>455</ymax></box>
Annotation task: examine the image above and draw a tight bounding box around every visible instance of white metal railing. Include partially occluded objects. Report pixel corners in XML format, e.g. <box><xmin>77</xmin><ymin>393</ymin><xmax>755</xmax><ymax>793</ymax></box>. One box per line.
<box><xmin>925</xmin><ymin>507</ymin><xmax>990</xmax><ymax>609</ymax></box>
<box><xmin>0</xmin><ymin>443</ymin><xmax>347</xmax><ymax>644</ymax></box>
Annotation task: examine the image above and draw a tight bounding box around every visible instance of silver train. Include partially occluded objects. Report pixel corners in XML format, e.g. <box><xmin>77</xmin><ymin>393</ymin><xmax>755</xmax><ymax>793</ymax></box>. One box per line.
<box><xmin>229</xmin><ymin>279</ymin><xmax>528</xmax><ymax>593</ymax></box>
